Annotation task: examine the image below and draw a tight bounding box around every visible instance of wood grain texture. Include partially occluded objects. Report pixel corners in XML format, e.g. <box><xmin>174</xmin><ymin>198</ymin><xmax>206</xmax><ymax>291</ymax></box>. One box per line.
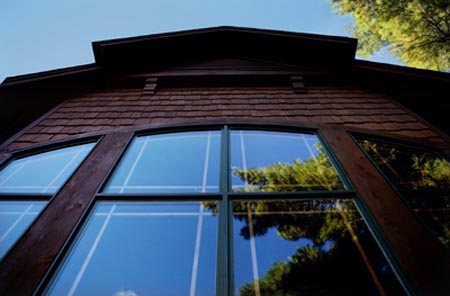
<box><xmin>320</xmin><ymin>126</ymin><xmax>450</xmax><ymax>295</ymax></box>
<box><xmin>0</xmin><ymin>132</ymin><xmax>132</xmax><ymax>296</ymax></box>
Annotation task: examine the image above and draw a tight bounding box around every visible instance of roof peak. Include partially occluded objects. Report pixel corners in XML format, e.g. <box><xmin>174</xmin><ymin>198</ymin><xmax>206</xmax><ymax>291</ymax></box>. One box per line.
<box><xmin>92</xmin><ymin>26</ymin><xmax>356</xmax><ymax>49</ymax></box>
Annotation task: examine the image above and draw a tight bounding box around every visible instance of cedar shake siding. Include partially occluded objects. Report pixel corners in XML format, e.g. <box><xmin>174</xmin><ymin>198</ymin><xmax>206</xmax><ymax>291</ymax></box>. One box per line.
<box><xmin>5</xmin><ymin>85</ymin><xmax>446</xmax><ymax>152</ymax></box>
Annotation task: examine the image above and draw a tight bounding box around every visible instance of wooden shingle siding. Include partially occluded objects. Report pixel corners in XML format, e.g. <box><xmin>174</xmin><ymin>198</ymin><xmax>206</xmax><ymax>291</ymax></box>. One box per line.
<box><xmin>6</xmin><ymin>85</ymin><xmax>444</xmax><ymax>151</ymax></box>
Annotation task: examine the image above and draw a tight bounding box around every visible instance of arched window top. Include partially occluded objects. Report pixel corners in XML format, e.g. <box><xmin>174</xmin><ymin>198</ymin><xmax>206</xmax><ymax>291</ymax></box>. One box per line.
<box><xmin>0</xmin><ymin>142</ymin><xmax>96</xmax><ymax>194</ymax></box>
<box><xmin>230</xmin><ymin>130</ymin><xmax>344</xmax><ymax>192</ymax></box>
<box><xmin>104</xmin><ymin>128</ymin><xmax>345</xmax><ymax>194</ymax></box>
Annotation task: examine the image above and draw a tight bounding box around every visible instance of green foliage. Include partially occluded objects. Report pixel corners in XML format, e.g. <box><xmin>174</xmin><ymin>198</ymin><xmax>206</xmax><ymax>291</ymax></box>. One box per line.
<box><xmin>411</xmin><ymin>156</ymin><xmax>450</xmax><ymax>189</ymax></box>
<box><xmin>360</xmin><ymin>139</ymin><xmax>450</xmax><ymax>189</ymax></box>
<box><xmin>360</xmin><ymin>139</ymin><xmax>450</xmax><ymax>249</ymax></box>
<box><xmin>332</xmin><ymin>0</ymin><xmax>450</xmax><ymax>71</ymax></box>
<box><xmin>233</xmin><ymin>144</ymin><xmax>343</xmax><ymax>192</ymax></box>
<box><xmin>234</xmin><ymin>200</ymin><xmax>398</xmax><ymax>295</ymax></box>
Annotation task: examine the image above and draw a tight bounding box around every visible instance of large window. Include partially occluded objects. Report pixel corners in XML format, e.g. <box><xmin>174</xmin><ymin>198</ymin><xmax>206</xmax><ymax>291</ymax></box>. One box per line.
<box><xmin>0</xmin><ymin>142</ymin><xmax>96</xmax><ymax>260</ymax></box>
<box><xmin>355</xmin><ymin>136</ymin><xmax>450</xmax><ymax>251</ymax></box>
<box><xmin>43</xmin><ymin>128</ymin><xmax>404</xmax><ymax>295</ymax></box>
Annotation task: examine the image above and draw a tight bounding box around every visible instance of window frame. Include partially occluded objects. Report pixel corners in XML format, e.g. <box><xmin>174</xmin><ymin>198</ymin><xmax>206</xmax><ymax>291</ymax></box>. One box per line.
<box><xmin>36</xmin><ymin>125</ymin><xmax>411</xmax><ymax>296</ymax></box>
<box><xmin>351</xmin><ymin>132</ymin><xmax>450</xmax><ymax>255</ymax></box>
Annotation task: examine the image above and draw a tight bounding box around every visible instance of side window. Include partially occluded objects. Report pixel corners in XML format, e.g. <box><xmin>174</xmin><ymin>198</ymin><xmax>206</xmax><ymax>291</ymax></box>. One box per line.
<box><xmin>355</xmin><ymin>136</ymin><xmax>450</xmax><ymax>250</ymax></box>
<box><xmin>0</xmin><ymin>143</ymin><xmax>95</xmax><ymax>194</ymax></box>
<box><xmin>0</xmin><ymin>142</ymin><xmax>96</xmax><ymax>260</ymax></box>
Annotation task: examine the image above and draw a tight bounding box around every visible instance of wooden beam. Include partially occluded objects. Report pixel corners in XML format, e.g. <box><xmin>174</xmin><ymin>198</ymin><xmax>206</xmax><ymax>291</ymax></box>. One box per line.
<box><xmin>0</xmin><ymin>132</ymin><xmax>132</xmax><ymax>295</ymax></box>
<box><xmin>320</xmin><ymin>126</ymin><xmax>450</xmax><ymax>295</ymax></box>
<box><xmin>0</xmin><ymin>153</ymin><xmax>11</xmax><ymax>167</ymax></box>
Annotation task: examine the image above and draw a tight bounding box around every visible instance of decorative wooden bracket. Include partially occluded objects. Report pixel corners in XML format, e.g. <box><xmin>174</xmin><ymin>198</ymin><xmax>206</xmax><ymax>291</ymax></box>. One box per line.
<box><xmin>142</xmin><ymin>77</ymin><xmax>158</xmax><ymax>95</ymax></box>
<box><xmin>291</xmin><ymin>75</ymin><xmax>307</xmax><ymax>94</ymax></box>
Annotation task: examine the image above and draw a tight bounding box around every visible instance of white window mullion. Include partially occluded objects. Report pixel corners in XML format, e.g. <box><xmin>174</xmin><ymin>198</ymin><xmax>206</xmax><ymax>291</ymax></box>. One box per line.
<box><xmin>68</xmin><ymin>204</ymin><xmax>116</xmax><ymax>296</ymax></box>
<box><xmin>42</xmin><ymin>147</ymin><xmax>86</xmax><ymax>193</ymax></box>
<box><xmin>120</xmin><ymin>139</ymin><xmax>149</xmax><ymax>193</ymax></box>
<box><xmin>0</xmin><ymin>204</ymin><xmax>34</xmax><ymax>244</ymax></box>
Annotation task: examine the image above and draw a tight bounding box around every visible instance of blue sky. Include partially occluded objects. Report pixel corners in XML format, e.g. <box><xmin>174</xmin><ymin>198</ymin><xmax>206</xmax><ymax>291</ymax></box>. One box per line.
<box><xmin>0</xmin><ymin>0</ymin><xmax>401</xmax><ymax>83</ymax></box>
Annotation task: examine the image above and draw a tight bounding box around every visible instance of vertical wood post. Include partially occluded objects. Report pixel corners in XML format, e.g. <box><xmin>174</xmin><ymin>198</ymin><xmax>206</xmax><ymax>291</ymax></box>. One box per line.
<box><xmin>0</xmin><ymin>132</ymin><xmax>132</xmax><ymax>296</ymax></box>
<box><xmin>320</xmin><ymin>126</ymin><xmax>450</xmax><ymax>295</ymax></box>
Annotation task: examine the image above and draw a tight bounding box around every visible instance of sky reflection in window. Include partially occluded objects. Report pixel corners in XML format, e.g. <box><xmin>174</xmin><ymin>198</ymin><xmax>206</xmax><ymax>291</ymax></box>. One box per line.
<box><xmin>0</xmin><ymin>143</ymin><xmax>95</xmax><ymax>194</ymax></box>
<box><xmin>45</xmin><ymin>202</ymin><xmax>218</xmax><ymax>296</ymax></box>
<box><xmin>232</xmin><ymin>199</ymin><xmax>404</xmax><ymax>296</ymax></box>
<box><xmin>0</xmin><ymin>201</ymin><xmax>47</xmax><ymax>260</ymax></box>
<box><xmin>231</xmin><ymin>130</ymin><xmax>344</xmax><ymax>192</ymax></box>
<box><xmin>104</xmin><ymin>131</ymin><xmax>221</xmax><ymax>193</ymax></box>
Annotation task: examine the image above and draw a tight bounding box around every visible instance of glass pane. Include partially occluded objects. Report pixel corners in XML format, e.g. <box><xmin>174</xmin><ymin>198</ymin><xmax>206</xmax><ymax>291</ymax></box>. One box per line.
<box><xmin>46</xmin><ymin>202</ymin><xmax>218</xmax><ymax>296</ymax></box>
<box><xmin>356</xmin><ymin>138</ymin><xmax>450</xmax><ymax>190</ymax></box>
<box><xmin>231</xmin><ymin>130</ymin><xmax>344</xmax><ymax>192</ymax></box>
<box><xmin>104</xmin><ymin>131</ymin><xmax>221</xmax><ymax>193</ymax></box>
<box><xmin>0</xmin><ymin>143</ymin><xmax>96</xmax><ymax>194</ymax></box>
<box><xmin>233</xmin><ymin>200</ymin><xmax>404</xmax><ymax>296</ymax></box>
<box><xmin>0</xmin><ymin>201</ymin><xmax>47</xmax><ymax>260</ymax></box>
<box><xmin>407</xmin><ymin>193</ymin><xmax>450</xmax><ymax>250</ymax></box>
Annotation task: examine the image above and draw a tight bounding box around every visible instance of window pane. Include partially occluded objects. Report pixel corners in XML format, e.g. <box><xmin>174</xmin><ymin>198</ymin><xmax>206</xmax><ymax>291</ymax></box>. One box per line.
<box><xmin>231</xmin><ymin>130</ymin><xmax>344</xmax><ymax>192</ymax></box>
<box><xmin>0</xmin><ymin>143</ymin><xmax>96</xmax><ymax>194</ymax></box>
<box><xmin>104</xmin><ymin>131</ymin><xmax>221</xmax><ymax>193</ymax></box>
<box><xmin>233</xmin><ymin>200</ymin><xmax>404</xmax><ymax>296</ymax></box>
<box><xmin>407</xmin><ymin>193</ymin><xmax>450</xmax><ymax>250</ymax></box>
<box><xmin>356</xmin><ymin>138</ymin><xmax>450</xmax><ymax>190</ymax></box>
<box><xmin>0</xmin><ymin>201</ymin><xmax>47</xmax><ymax>260</ymax></box>
<box><xmin>45</xmin><ymin>202</ymin><xmax>218</xmax><ymax>296</ymax></box>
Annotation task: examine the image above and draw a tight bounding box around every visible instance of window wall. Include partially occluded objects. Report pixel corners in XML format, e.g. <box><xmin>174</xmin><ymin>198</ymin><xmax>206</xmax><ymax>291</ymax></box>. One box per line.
<box><xmin>39</xmin><ymin>128</ymin><xmax>404</xmax><ymax>296</ymax></box>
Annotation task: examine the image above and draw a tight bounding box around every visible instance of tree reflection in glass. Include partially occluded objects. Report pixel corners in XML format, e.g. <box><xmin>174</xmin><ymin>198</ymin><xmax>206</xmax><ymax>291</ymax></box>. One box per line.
<box><xmin>231</xmin><ymin>131</ymin><xmax>344</xmax><ymax>192</ymax></box>
<box><xmin>357</xmin><ymin>137</ymin><xmax>450</xmax><ymax>250</ymax></box>
<box><xmin>357</xmin><ymin>138</ymin><xmax>450</xmax><ymax>190</ymax></box>
<box><xmin>404</xmin><ymin>194</ymin><xmax>450</xmax><ymax>249</ymax></box>
<box><xmin>232</xmin><ymin>200</ymin><xmax>404</xmax><ymax>296</ymax></box>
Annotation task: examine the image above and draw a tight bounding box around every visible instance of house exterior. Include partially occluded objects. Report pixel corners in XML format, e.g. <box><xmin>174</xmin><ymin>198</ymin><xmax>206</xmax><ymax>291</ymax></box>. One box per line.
<box><xmin>0</xmin><ymin>27</ymin><xmax>449</xmax><ymax>295</ymax></box>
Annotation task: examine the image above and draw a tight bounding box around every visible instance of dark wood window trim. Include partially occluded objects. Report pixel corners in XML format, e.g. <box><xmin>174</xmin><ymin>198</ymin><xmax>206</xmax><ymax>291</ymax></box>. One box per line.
<box><xmin>320</xmin><ymin>126</ymin><xmax>450</xmax><ymax>294</ymax></box>
<box><xmin>0</xmin><ymin>153</ymin><xmax>12</xmax><ymax>168</ymax></box>
<box><xmin>351</xmin><ymin>132</ymin><xmax>450</xmax><ymax>251</ymax></box>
